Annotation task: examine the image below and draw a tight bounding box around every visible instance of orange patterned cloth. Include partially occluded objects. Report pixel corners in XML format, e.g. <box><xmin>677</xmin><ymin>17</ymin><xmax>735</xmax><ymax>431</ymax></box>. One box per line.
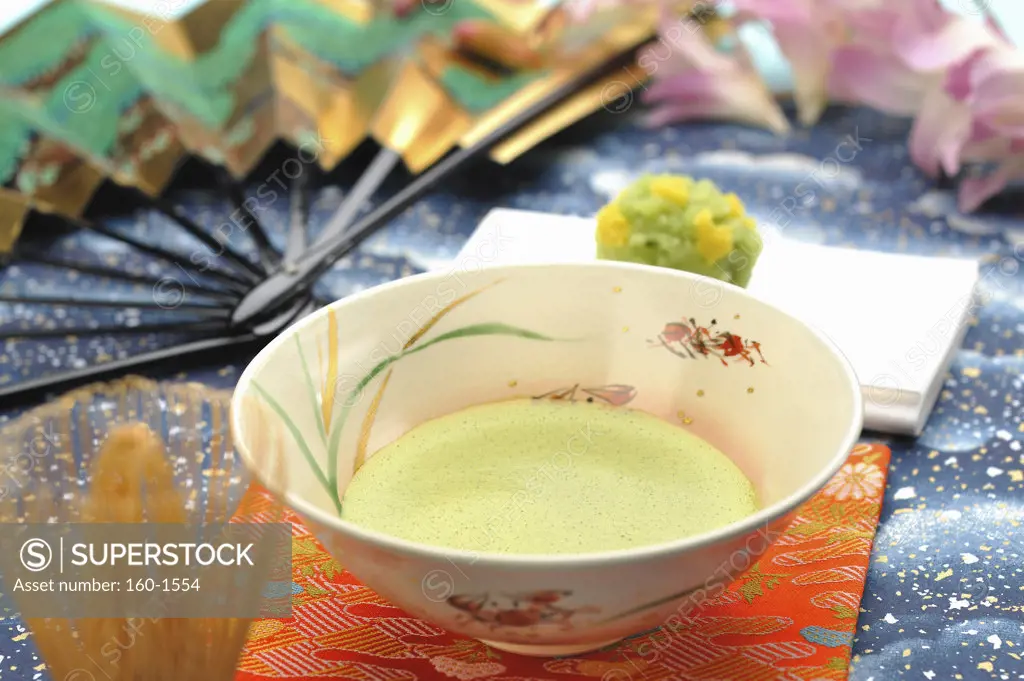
<box><xmin>234</xmin><ymin>443</ymin><xmax>890</xmax><ymax>681</ymax></box>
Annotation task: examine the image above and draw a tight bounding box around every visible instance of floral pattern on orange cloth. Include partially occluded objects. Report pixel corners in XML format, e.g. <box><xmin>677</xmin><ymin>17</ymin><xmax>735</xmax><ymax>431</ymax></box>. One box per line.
<box><xmin>234</xmin><ymin>443</ymin><xmax>890</xmax><ymax>681</ymax></box>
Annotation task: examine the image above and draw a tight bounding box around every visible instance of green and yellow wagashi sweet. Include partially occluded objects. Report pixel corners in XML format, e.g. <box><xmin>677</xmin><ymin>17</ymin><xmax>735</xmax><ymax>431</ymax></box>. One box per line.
<box><xmin>596</xmin><ymin>174</ymin><xmax>763</xmax><ymax>287</ymax></box>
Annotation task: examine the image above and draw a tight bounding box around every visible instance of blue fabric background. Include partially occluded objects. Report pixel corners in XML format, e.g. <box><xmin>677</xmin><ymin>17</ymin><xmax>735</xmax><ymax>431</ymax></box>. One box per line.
<box><xmin>0</xmin><ymin>106</ymin><xmax>1022</xmax><ymax>679</ymax></box>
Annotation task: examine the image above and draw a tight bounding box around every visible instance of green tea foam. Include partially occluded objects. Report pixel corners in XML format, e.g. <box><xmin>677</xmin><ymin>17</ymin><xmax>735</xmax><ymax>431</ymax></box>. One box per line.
<box><xmin>340</xmin><ymin>398</ymin><xmax>758</xmax><ymax>554</ymax></box>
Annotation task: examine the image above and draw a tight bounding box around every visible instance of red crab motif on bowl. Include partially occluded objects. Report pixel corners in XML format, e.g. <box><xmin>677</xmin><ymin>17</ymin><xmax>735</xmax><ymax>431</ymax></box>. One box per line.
<box><xmin>652</xmin><ymin>317</ymin><xmax>767</xmax><ymax>367</ymax></box>
<box><xmin>447</xmin><ymin>590</ymin><xmax>601</xmax><ymax>631</ymax></box>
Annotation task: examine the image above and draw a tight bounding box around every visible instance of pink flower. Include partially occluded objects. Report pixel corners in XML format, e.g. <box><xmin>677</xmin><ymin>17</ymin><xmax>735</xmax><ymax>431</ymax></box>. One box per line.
<box><xmin>641</xmin><ymin>9</ymin><xmax>790</xmax><ymax>134</ymax></box>
<box><xmin>587</xmin><ymin>0</ymin><xmax>1024</xmax><ymax>210</ymax></box>
<box><xmin>905</xmin><ymin>51</ymin><xmax>988</xmax><ymax>178</ymax></box>
<box><xmin>826</xmin><ymin>1</ymin><xmax>1023</xmax><ymax>210</ymax></box>
<box><xmin>905</xmin><ymin>37</ymin><xmax>1024</xmax><ymax>210</ymax></box>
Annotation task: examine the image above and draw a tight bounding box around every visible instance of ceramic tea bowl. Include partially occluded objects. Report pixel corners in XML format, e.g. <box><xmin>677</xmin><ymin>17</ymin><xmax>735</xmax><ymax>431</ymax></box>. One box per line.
<box><xmin>231</xmin><ymin>261</ymin><xmax>862</xmax><ymax>657</ymax></box>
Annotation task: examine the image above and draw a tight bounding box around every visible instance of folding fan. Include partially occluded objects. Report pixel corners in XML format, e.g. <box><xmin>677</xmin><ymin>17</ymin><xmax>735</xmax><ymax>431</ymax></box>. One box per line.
<box><xmin>0</xmin><ymin>100</ymin><xmax>105</xmax><ymax>220</ymax></box>
<box><xmin>0</xmin><ymin>0</ymin><xmax>287</xmax><ymax>391</ymax></box>
<box><xmin>80</xmin><ymin>0</ymin><xmax>495</xmax><ymax>177</ymax></box>
<box><xmin>0</xmin><ymin>0</ymin><xmax>281</xmax><ymax>268</ymax></box>
<box><xmin>0</xmin><ymin>98</ymin><xmax>276</xmax><ymax>315</ymax></box>
<box><xmin>268</xmin><ymin>0</ymin><xmax>499</xmax><ymax>172</ymax></box>
<box><xmin>231</xmin><ymin>1</ymin><xmax>667</xmax><ymax>322</ymax></box>
<box><xmin>303</xmin><ymin>1</ymin><xmax>662</xmax><ymax>250</ymax></box>
<box><xmin>0</xmin><ymin>101</ymin><xmax>241</xmax><ymax>301</ymax></box>
<box><xmin>0</xmin><ymin>0</ymin><xmax>690</xmax><ymax>404</ymax></box>
<box><xmin>0</xmin><ymin>0</ymin><xmax>205</xmax><ymax>199</ymax></box>
<box><xmin>81</xmin><ymin>0</ymin><xmax>280</xmax><ymax>180</ymax></box>
<box><xmin>77</xmin><ymin>0</ymin><xmax>454</xmax><ymax>270</ymax></box>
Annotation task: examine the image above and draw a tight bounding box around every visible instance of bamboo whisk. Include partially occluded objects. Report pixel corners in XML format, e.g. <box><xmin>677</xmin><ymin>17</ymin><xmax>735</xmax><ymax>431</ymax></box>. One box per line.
<box><xmin>3</xmin><ymin>421</ymin><xmax>286</xmax><ymax>681</ymax></box>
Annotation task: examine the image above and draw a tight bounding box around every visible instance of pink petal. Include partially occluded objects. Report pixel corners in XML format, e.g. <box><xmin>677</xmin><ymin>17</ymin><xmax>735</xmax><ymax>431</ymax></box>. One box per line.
<box><xmin>944</xmin><ymin>49</ymin><xmax>987</xmax><ymax>101</ymax></box>
<box><xmin>982</xmin><ymin>13</ymin><xmax>1014</xmax><ymax>46</ymax></box>
<box><xmin>843</xmin><ymin>9</ymin><xmax>902</xmax><ymax>51</ymax></box>
<box><xmin>644</xmin><ymin>100</ymin><xmax>718</xmax><ymax>127</ymax></box>
<box><xmin>772</xmin><ymin>23</ymin><xmax>831</xmax><ymax>125</ymax></box>
<box><xmin>730</xmin><ymin>0</ymin><xmax>815</xmax><ymax>25</ymax></box>
<box><xmin>969</xmin><ymin>50</ymin><xmax>1024</xmax><ymax>136</ymax></box>
<box><xmin>968</xmin><ymin>119</ymin><xmax>1001</xmax><ymax>143</ymax></box>
<box><xmin>829</xmin><ymin>47</ymin><xmax>932</xmax><ymax>116</ymax></box>
<box><xmin>958</xmin><ymin>157</ymin><xmax>1024</xmax><ymax>212</ymax></box>
<box><xmin>894</xmin><ymin>4</ymin><xmax>1004</xmax><ymax>72</ymax></box>
<box><xmin>644</xmin><ymin>71</ymin><xmax>790</xmax><ymax>135</ymax></box>
<box><xmin>731</xmin><ymin>0</ymin><xmax>843</xmax><ymax>126</ymax></box>
<box><xmin>825</xmin><ymin>0</ymin><xmax>894</xmax><ymax>10</ymax></box>
<box><xmin>643</xmin><ymin>70</ymin><xmax>714</xmax><ymax>104</ymax></box>
<box><xmin>969</xmin><ymin>44</ymin><xmax>1024</xmax><ymax>82</ymax></box>
<box><xmin>645</xmin><ymin>99</ymin><xmax>790</xmax><ymax>135</ymax></box>
<box><xmin>909</xmin><ymin>88</ymin><xmax>974</xmax><ymax>176</ymax></box>
<box><xmin>959</xmin><ymin>129</ymin><xmax>1015</xmax><ymax>164</ymax></box>
<box><xmin>973</xmin><ymin>97</ymin><xmax>1024</xmax><ymax>137</ymax></box>
<box><xmin>971</xmin><ymin>50</ymin><xmax>1024</xmax><ymax>102</ymax></box>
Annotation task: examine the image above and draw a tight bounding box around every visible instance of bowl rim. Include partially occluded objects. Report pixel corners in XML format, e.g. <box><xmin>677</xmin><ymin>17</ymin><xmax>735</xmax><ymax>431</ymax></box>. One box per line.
<box><xmin>231</xmin><ymin>260</ymin><xmax>864</xmax><ymax>567</ymax></box>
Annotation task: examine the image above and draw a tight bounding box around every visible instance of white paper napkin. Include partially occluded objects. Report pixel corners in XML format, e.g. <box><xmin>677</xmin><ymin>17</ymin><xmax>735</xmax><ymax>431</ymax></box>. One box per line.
<box><xmin>447</xmin><ymin>208</ymin><xmax>980</xmax><ymax>436</ymax></box>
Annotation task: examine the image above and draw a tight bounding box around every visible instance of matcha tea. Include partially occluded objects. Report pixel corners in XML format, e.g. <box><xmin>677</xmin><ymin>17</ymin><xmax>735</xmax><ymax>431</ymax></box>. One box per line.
<box><xmin>340</xmin><ymin>398</ymin><xmax>758</xmax><ymax>554</ymax></box>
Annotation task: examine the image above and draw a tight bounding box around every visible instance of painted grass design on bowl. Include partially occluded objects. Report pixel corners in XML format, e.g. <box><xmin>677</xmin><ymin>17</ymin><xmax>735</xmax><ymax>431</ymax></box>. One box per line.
<box><xmin>249</xmin><ymin>279</ymin><xmax>572</xmax><ymax>513</ymax></box>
